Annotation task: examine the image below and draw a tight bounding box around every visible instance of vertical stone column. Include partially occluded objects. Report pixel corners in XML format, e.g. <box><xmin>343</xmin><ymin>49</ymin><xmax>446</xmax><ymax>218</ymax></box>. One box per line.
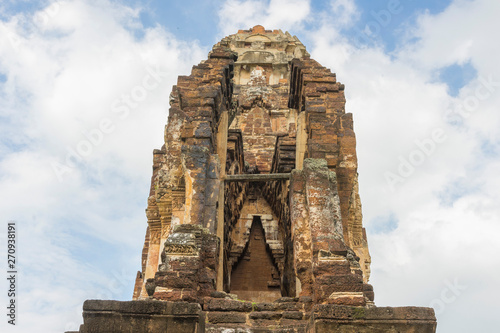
<box><xmin>290</xmin><ymin>168</ymin><xmax>313</xmax><ymax>296</ymax></box>
<box><xmin>290</xmin><ymin>159</ymin><xmax>364</xmax><ymax>305</ymax></box>
<box><xmin>153</xmin><ymin>224</ymin><xmax>219</xmax><ymax>303</ymax></box>
<box><xmin>181</xmin><ymin>145</ymin><xmax>210</xmax><ymax>226</ymax></box>
<box><xmin>303</xmin><ymin>159</ymin><xmax>345</xmax><ymax>254</ymax></box>
<box><xmin>141</xmin><ymin>223</ymin><xmax>161</xmax><ymax>299</ymax></box>
<box><xmin>171</xmin><ymin>187</ymin><xmax>185</xmax><ymax>228</ymax></box>
<box><xmin>295</xmin><ymin>111</ymin><xmax>307</xmax><ymax>170</ymax></box>
<box><xmin>216</xmin><ymin>111</ymin><xmax>228</xmax><ymax>291</ymax></box>
<box><xmin>157</xmin><ymin>194</ymin><xmax>172</xmax><ymax>266</ymax></box>
<box><xmin>203</xmin><ymin>155</ymin><xmax>220</xmax><ymax>234</ymax></box>
<box><xmin>136</xmin><ymin>193</ymin><xmax>162</xmax><ymax>299</ymax></box>
<box><xmin>347</xmin><ymin>174</ymin><xmax>372</xmax><ymax>283</ymax></box>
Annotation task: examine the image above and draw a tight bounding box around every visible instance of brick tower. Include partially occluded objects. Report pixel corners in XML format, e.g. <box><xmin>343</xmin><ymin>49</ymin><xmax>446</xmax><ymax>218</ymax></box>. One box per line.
<box><xmin>74</xmin><ymin>26</ymin><xmax>437</xmax><ymax>333</ymax></box>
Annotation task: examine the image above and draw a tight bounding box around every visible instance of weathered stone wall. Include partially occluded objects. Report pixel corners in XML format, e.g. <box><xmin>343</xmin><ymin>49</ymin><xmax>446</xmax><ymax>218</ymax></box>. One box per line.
<box><xmin>225</xmin><ymin>26</ymin><xmax>304</xmax><ymax>174</ymax></box>
<box><xmin>216</xmin><ymin>25</ymin><xmax>309</xmax><ymax>87</ymax></box>
<box><xmin>290</xmin><ymin>159</ymin><xmax>366</xmax><ymax>305</ymax></box>
<box><xmin>230</xmin><ymin>103</ymin><xmax>276</xmax><ymax>173</ymax></box>
<box><xmin>152</xmin><ymin>224</ymin><xmax>219</xmax><ymax>303</ymax></box>
<box><xmin>289</xmin><ymin>58</ymin><xmax>371</xmax><ymax>281</ymax></box>
<box><xmin>203</xmin><ymin>296</ymin><xmax>312</xmax><ymax>332</ymax></box>
<box><xmin>229</xmin><ymin>76</ymin><xmax>290</xmax><ymax>173</ymax></box>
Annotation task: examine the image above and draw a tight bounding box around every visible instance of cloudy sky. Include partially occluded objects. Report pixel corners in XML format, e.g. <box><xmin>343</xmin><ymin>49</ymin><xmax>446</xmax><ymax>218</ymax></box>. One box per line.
<box><xmin>0</xmin><ymin>0</ymin><xmax>498</xmax><ymax>332</ymax></box>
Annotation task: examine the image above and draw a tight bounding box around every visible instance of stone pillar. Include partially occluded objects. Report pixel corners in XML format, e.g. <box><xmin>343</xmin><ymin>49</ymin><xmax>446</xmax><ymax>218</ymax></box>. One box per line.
<box><xmin>203</xmin><ymin>155</ymin><xmax>220</xmax><ymax>233</ymax></box>
<box><xmin>290</xmin><ymin>159</ymin><xmax>364</xmax><ymax>305</ymax></box>
<box><xmin>137</xmin><ymin>195</ymin><xmax>162</xmax><ymax>299</ymax></box>
<box><xmin>181</xmin><ymin>145</ymin><xmax>210</xmax><ymax>226</ymax></box>
<box><xmin>295</xmin><ymin>111</ymin><xmax>307</xmax><ymax>170</ymax></box>
<box><xmin>153</xmin><ymin>224</ymin><xmax>219</xmax><ymax>303</ymax></box>
<box><xmin>141</xmin><ymin>223</ymin><xmax>161</xmax><ymax>299</ymax></box>
<box><xmin>171</xmin><ymin>187</ymin><xmax>185</xmax><ymax>228</ymax></box>
<box><xmin>157</xmin><ymin>194</ymin><xmax>172</xmax><ymax>266</ymax></box>
<box><xmin>347</xmin><ymin>174</ymin><xmax>372</xmax><ymax>283</ymax></box>
<box><xmin>216</xmin><ymin>111</ymin><xmax>228</xmax><ymax>291</ymax></box>
<box><xmin>290</xmin><ymin>168</ymin><xmax>313</xmax><ymax>296</ymax></box>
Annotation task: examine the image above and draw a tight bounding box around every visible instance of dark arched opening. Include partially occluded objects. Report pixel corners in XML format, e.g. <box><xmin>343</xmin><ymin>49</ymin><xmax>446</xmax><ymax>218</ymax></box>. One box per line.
<box><xmin>230</xmin><ymin>215</ymin><xmax>281</xmax><ymax>302</ymax></box>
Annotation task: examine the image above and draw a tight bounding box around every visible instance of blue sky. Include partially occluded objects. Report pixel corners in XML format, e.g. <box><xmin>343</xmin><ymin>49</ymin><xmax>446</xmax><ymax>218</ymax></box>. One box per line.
<box><xmin>0</xmin><ymin>1</ymin><xmax>499</xmax><ymax>332</ymax></box>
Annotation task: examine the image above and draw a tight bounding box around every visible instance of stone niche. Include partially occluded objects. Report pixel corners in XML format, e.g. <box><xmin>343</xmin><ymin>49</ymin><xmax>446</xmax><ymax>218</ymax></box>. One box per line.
<box><xmin>72</xmin><ymin>25</ymin><xmax>437</xmax><ymax>333</ymax></box>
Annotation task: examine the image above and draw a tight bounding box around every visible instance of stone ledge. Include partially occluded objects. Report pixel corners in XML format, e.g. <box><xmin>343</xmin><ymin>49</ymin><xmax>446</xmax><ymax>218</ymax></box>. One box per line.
<box><xmin>203</xmin><ymin>298</ymin><xmax>253</xmax><ymax>312</ymax></box>
<box><xmin>80</xmin><ymin>300</ymin><xmax>204</xmax><ymax>333</ymax></box>
<box><xmin>207</xmin><ymin>311</ymin><xmax>247</xmax><ymax>324</ymax></box>
<box><xmin>312</xmin><ymin>304</ymin><xmax>436</xmax><ymax>321</ymax></box>
<box><xmin>83</xmin><ymin>299</ymin><xmax>201</xmax><ymax>316</ymax></box>
<box><xmin>309</xmin><ymin>305</ymin><xmax>436</xmax><ymax>333</ymax></box>
<box><xmin>205</xmin><ymin>324</ymin><xmax>307</xmax><ymax>333</ymax></box>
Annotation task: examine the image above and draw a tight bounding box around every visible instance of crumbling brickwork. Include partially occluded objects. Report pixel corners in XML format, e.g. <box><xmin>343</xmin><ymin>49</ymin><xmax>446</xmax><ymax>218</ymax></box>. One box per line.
<box><xmin>75</xmin><ymin>25</ymin><xmax>436</xmax><ymax>333</ymax></box>
<box><xmin>289</xmin><ymin>57</ymin><xmax>371</xmax><ymax>281</ymax></box>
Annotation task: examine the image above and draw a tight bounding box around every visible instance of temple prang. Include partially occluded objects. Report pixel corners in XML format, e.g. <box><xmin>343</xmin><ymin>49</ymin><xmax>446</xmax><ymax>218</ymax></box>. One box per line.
<box><xmin>71</xmin><ymin>25</ymin><xmax>437</xmax><ymax>333</ymax></box>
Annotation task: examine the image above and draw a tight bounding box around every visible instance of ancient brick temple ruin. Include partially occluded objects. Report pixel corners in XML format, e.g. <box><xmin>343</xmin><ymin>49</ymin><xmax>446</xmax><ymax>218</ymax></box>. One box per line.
<box><xmin>74</xmin><ymin>26</ymin><xmax>437</xmax><ymax>332</ymax></box>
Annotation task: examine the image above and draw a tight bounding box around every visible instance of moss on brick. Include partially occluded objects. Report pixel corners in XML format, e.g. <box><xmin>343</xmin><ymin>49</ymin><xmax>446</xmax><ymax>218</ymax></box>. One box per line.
<box><xmin>352</xmin><ymin>307</ymin><xmax>366</xmax><ymax>319</ymax></box>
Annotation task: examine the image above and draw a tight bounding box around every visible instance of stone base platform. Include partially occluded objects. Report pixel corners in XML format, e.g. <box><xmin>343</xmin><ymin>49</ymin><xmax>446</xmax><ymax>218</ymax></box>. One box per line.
<box><xmin>75</xmin><ymin>300</ymin><xmax>204</xmax><ymax>333</ymax></box>
<box><xmin>73</xmin><ymin>298</ymin><xmax>436</xmax><ymax>333</ymax></box>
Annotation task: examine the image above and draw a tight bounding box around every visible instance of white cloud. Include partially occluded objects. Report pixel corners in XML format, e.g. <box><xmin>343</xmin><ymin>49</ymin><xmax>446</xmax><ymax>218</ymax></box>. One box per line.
<box><xmin>402</xmin><ymin>0</ymin><xmax>500</xmax><ymax>71</ymax></box>
<box><xmin>329</xmin><ymin>0</ymin><xmax>359</xmax><ymax>27</ymax></box>
<box><xmin>218</xmin><ymin>0</ymin><xmax>311</xmax><ymax>37</ymax></box>
<box><xmin>0</xmin><ymin>1</ymin><xmax>205</xmax><ymax>331</ymax></box>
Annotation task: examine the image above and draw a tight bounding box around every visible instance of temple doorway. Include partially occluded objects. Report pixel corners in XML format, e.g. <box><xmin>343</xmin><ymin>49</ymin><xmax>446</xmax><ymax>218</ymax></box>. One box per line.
<box><xmin>230</xmin><ymin>216</ymin><xmax>281</xmax><ymax>302</ymax></box>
